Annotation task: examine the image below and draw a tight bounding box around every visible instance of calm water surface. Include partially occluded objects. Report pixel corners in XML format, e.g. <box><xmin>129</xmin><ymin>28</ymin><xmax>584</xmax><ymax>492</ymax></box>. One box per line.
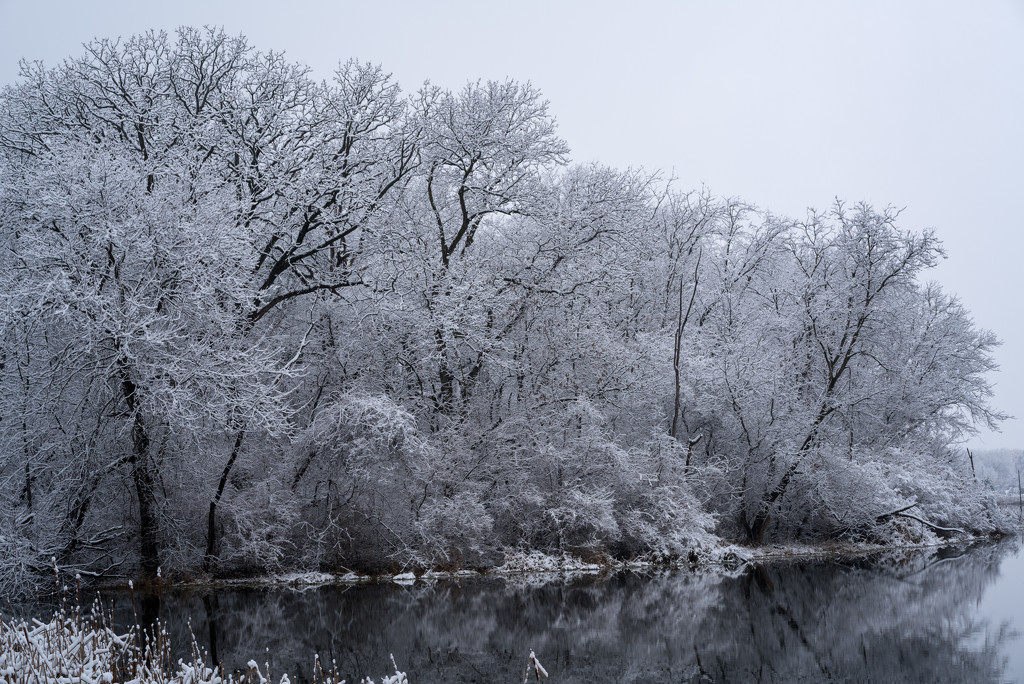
<box><xmin>65</xmin><ymin>540</ymin><xmax>1024</xmax><ymax>682</ymax></box>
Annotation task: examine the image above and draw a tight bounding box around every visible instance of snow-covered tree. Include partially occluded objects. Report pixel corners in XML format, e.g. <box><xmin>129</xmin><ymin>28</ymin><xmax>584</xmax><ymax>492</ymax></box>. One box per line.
<box><xmin>0</xmin><ymin>29</ymin><xmax>1010</xmax><ymax>591</ymax></box>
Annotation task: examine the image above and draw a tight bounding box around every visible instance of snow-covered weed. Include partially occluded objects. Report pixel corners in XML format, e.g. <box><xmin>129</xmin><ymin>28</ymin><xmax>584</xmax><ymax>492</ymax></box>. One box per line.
<box><xmin>0</xmin><ymin>606</ymin><xmax>363</xmax><ymax>684</ymax></box>
<box><xmin>0</xmin><ymin>601</ymin><xmax>544</xmax><ymax>684</ymax></box>
<box><xmin>0</xmin><ymin>609</ymin><xmax>131</xmax><ymax>683</ymax></box>
<box><xmin>522</xmin><ymin>651</ymin><xmax>548</xmax><ymax>683</ymax></box>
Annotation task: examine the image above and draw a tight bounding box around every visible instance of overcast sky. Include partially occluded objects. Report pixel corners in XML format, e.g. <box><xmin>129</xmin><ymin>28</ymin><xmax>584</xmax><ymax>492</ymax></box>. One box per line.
<box><xmin>2</xmin><ymin>0</ymin><xmax>1022</xmax><ymax>449</ymax></box>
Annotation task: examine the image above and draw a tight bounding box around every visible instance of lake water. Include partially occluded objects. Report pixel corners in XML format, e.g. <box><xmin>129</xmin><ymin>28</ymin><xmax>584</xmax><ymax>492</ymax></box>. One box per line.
<box><xmin>52</xmin><ymin>540</ymin><xmax>1024</xmax><ymax>682</ymax></box>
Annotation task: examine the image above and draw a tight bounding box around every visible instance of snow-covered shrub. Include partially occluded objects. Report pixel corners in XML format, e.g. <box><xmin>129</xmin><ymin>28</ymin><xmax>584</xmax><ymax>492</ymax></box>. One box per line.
<box><xmin>290</xmin><ymin>394</ymin><xmax>425</xmax><ymax>568</ymax></box>
<box><xmin>884</xmin><ymin>448</ymin><xmax>1012</xmax><ymax>536</ymax></box>
<box><xmin>217</xmin><ymin>480</ymin><xmax>301</xmax><ymax>573</ymax></box>
<box><xmin>750</xmin><ymin>447</ymin><xmax>903</xmax><ymax>542</ymax></box>
<box><xmin>612</xmin><ymin>434</ymin><xmax>720</xmax><ymax>556</ymax></box>
<box><xmin>0</xmin><ymin>522</ymin><xmax>44</xmax><ymax>599</ymax></box>
<box><xmin>290</xmin><ymin>393</ymin><xmax>501</xmax><ymax>571</ymax></box>
<box><xmin>413</xmin><ymin>490</ymin><xmax>495</xmax><ymax>568</ymax></box>
<box><xmin>615</xmin><ymin>481</ymin><xmax>719</xmax><ymax>556</ymax></box>
<box><xmin>486</xmin><ymin>403</ymin><xmax>716</xmax><ymax>560</ymax></box>
<box><xmin>544</xmin><ymin>484</ymin><xmax>622</xmax><ymax>551</ymax></box>
<box><xmin>740</xmin><ymin>444</ymin><xmax>1015</xmax><ymax>544</ymax></box>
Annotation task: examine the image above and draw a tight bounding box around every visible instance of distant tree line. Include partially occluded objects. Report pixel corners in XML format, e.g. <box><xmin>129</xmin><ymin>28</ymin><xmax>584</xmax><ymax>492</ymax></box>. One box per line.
<box><xmin>0</xmin><ymin>28</ymin><xmax>1010</xmax><ymax>593</ymax></box>
<box><xmin>974</xmin><ymin>449</ymin><xmax>1024</xmax><ymax>496</ymax></box>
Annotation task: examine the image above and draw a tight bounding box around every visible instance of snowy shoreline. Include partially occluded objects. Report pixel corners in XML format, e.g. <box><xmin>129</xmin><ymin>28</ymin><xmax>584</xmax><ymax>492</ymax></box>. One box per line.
<box><xmin>93</xmin><ymin>535</ymin><xmax>1012</xmax><ymax>592</ymax></box>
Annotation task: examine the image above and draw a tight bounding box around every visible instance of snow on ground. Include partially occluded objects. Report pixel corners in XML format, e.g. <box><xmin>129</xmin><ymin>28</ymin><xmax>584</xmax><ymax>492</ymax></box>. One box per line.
<box><xmin>144</xmin><ymin>535</ymin><xmax>997</xmax><ymax>594</ymax></box>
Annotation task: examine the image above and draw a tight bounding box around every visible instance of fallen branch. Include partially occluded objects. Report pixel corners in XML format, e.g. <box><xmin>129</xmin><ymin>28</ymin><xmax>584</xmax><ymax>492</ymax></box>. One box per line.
<box><xmin>893</xmin><ymin>512</ymin><xmax>965</xmax><ymax>535</ymax></box>
<box><xmin>875</xmin><ymin>503</ymin><xmax>918</xmax><ymax>522</ymax></box>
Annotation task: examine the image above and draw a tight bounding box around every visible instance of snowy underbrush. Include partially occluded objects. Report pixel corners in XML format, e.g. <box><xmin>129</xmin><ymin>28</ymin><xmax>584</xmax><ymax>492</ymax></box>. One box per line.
<box><xmin>125</xmin><ymin>393</ymin><xmax>1010</xmax><ymax>583</ymax></box>
<box><xmin>766</xmin><ymin>446</ymin><xmax>1014</xmax><ymax>544</ymax></box>
<box><xmin>0</xmin><ymin>606</ymin><xmax>414</xmax><ymax>684</ymax></box>
<box><xmin>0</xmin><ymin>526</ymin><xmax>46</xmax><ymax>600</ymax></box>
<box><xmin>197</xmin><ymin>395</ymin><xmax>726</xmax><ymax>578</ymax></box>
<box><xmin>484</xmin><ymin>413</ymin><xmax>722</xmax><ymax>562</ymax></box>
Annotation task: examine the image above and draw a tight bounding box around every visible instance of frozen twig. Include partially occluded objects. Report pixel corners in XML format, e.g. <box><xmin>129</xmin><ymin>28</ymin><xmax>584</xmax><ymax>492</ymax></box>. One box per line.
<box><xmin>523</xmin><ymin>650</ymin><xmax>548</xmax><ymax>683</ymax></box>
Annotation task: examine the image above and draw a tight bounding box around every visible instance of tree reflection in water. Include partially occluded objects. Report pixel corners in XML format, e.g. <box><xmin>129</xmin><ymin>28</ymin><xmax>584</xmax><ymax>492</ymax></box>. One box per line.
<box><xmin>94</xmin><ymin>541</ymin><xmax>1019</xmax><ymax>683</ymax></box>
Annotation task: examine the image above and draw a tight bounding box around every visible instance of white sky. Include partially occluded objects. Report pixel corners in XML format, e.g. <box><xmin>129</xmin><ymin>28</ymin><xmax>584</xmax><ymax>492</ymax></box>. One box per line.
<box><xmin>2</xmin><ymin>0</ymin><xmax>1022</xmax><ymax>449</ymax></box>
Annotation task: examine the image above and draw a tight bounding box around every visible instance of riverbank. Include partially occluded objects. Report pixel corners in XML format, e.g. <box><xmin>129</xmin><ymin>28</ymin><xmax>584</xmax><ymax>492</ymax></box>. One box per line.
<box><xmin>104</xmin><ymin>532</ymin><xmax>1015</xmax><ymax>592</ymax></box>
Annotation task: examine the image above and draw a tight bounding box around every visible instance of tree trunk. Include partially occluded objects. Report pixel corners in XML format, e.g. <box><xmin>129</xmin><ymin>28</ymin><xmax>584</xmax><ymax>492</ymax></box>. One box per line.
<box><xmin>671</xmin><ymin>249</ymin><xmax>701</xmax><ymax>440</ymax></box>
<box><xmin>204</xmin><ymin>430</ymin><xmax>246</xmax><ymax>573</ymax></box>
<box><xmin>119</xmin><ymin>366</ymin><xmax>160</xmax><ymax>578</ymax></box>
<box><xmin>434</xmin><ymin>328</ymin><xmax>457</xmax><ymax>415</ymax></box>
